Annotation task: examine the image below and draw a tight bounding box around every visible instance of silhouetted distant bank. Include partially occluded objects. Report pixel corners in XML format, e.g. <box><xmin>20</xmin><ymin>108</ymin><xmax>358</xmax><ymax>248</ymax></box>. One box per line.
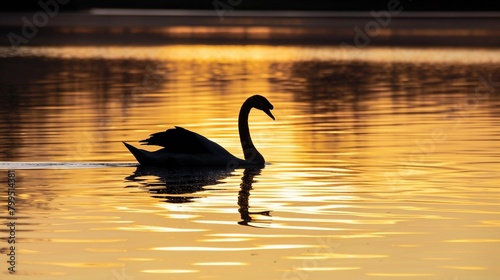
<box><xmin>3</xmin><ymin>0</ymin><xmax>500</xmax><ymax>12</ymax></box>
<box><xmin>1</xmin><ymin>10</ymin><xmax>499</xmax><ymax>47</ymax></box>
<box><xmin>1</xmin><ymin>0</ymin><xmax>500</xmax><ymax>47</ymax></box>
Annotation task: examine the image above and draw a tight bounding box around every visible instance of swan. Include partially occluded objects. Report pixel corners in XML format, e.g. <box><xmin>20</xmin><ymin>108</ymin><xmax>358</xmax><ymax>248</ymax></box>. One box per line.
<box><xmin>123</xmin><ymin>95</ymin><xmax>275</xmax><ymax>167</ymax></box>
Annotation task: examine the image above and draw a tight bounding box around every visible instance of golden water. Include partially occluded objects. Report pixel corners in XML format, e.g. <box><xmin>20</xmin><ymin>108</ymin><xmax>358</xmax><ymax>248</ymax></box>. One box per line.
<box><xmin>1</xmin><ymin>45</ymin><xmax>500</xmax><ymax>279</ymax></box>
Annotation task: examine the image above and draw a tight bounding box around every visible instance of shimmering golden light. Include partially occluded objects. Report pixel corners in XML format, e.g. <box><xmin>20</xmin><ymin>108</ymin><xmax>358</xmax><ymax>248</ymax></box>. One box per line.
<box><xmin>193</xmin><ymin>262</ymin><xmax>247</xmax><ymax>266</ymax></box>
<box><xmin>287</xmin><ymin>253</ymin><xmax>388</xmax><ymax>260</ymax></box>
<box><xmin>85</xmin><ymin>248</ymin><xmax>127</xmax><ymax>253</ymax></box>
<box><xmin>366</xmin><ymin>273</ymin><xmax>435</xmax><ymax>277</ymax></box>
<box><xmin>153</xmin><ymin>244</ymin><xmax>316</xmax><ymax>251</ymax></box>
<box><xmin>3</xmin><ymin>45</ymin><xmax>500</xmax><ymax>64</ymax></box>
<box><xmin>440</xmin><ymin>266</ymin><xmax>487</xmax><ymax>270</ymax></box>
<box><xmin>50</xmin><ymin>238</ymin><xmax>126</xmax><ymax>243</ymax></box>
<box><xmin>4</xmin><ymin>42</ymin><xmax>500</xmax><ymax>279</ymax></box>
<box><xmin>117</xmin><ymin>225</ymin><xmax>206</xmax><ymax>233</ymax></box>
<box><xmin>142</xmin><ymin>269</ymin><xmax>198</xmax><ymax>274</ymax></box>
<box><xmin>200</xmin><ymin>238</ymin><xmax>253</xmax><ymax>242</ymax></box>
<box><xmin>296</xmin><ymin>267</ymin><xmax>360</xmax><ymax>271</ymax></box>
<box><xmin>118</xmin><ymin>258</ymin><xmax>156</xmax><ymax>261</ymax></box>
<box><xmin>443</xmin><ymin>239</ymin><xmax>500</xmax><ymax>243</ymax></box>
<box><xmin>27</xmin><ymin>262</ymin><xmax>121</xmax><ymax>268</ymax></box>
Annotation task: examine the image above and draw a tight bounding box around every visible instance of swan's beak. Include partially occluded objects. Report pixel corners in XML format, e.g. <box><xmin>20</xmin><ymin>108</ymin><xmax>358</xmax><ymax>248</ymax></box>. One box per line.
<box><xmin>264</xmin><ymin>108</ymin><xmax>275</xmax><ymax>120</ymax></box>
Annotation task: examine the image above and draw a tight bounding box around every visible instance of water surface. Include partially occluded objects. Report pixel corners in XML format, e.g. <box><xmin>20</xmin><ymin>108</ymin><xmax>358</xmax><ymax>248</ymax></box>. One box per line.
<box><xmin>1</xmin><ymin>45</ymin><xmax>500</xmax><ymax>279</ymax></box>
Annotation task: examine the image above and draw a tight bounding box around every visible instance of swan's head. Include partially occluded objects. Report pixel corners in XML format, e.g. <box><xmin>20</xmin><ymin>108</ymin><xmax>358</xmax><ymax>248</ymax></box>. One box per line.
<box><xmin>249</xmin><ymin>95</ymin><xmax>275</xmax><ymax>120</ymax></box>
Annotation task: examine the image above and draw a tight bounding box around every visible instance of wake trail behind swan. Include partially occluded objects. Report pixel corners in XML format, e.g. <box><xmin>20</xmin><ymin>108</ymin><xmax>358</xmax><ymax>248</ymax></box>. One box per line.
<box><xmin>0</xmin><ymin>162</ymin><xmax>138</xmax><ymax>170</ymax></box>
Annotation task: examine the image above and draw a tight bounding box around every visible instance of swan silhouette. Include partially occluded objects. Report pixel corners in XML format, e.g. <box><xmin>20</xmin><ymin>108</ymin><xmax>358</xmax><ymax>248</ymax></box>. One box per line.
<box><xmin>123</xmin><ymin>95</ymin><xmax>275</xmax><ymax>167</ymax></box>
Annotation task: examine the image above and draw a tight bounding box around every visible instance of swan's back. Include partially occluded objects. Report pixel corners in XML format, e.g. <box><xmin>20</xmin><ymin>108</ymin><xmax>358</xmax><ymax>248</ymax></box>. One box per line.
<box><xmin>139</xmin><ymin>126</ymin><xmax>208</xmax><ymax>154</ymax></box>
<box><xmin>140</xmin><ymin>126</ymin><xmax>234</xmax><ymax>157</ymax></box>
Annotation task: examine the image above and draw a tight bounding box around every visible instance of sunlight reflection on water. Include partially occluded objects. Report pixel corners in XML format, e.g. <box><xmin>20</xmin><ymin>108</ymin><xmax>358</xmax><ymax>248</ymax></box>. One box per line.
<box><xmin>1</xmin><ymin>45</ymin><xmax>500</xmax><ymax>279</ymax></box>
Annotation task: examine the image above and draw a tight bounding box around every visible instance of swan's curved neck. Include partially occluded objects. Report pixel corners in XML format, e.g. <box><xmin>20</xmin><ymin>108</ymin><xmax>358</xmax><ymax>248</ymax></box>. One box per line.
<box><xmin>239</xmin><ymin>100</ymin><xmax>264</xmax><ymax>164</ymax></box>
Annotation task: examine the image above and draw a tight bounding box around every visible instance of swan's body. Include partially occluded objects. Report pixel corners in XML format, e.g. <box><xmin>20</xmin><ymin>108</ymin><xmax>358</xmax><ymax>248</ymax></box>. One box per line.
<box><xmin>123</xmin><ymin>95</ymin><xmax>274</xmax><ymax>167</ymax></box>
<box><xmin>123</xmin><ymin>126</ymin><xmax>245</xmax><ymax>166</ymax></box>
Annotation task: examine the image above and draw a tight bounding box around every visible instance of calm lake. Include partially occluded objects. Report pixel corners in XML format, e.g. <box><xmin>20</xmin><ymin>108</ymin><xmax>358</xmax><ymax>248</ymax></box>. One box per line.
<box><xmin>1</xmin><ymin>45</ymin><xmax>500</xmax><ymax>279</ymax></box>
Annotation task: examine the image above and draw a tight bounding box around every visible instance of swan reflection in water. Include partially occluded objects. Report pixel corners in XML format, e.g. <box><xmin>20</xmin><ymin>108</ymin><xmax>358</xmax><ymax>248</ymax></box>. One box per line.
<box><xmin>125</xmin><ymin>166</ymin><xmax>232</xmax><ymax>203</ymax></box>
<box><xmin>125</xmin><ymin>166</ymin><xmax>272</xmax><ymax>227</ymax></box>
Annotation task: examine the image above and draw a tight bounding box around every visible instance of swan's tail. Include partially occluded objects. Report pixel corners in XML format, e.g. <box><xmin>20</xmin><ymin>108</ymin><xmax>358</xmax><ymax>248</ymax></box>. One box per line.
<box><xmin>123</xmin><ymin>142</ymin><xmax>152</xmax><ymax>165</ymax></box>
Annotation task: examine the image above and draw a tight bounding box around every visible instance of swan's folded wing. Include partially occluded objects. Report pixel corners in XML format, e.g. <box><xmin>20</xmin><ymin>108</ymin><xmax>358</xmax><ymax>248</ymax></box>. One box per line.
<box><xmin>139</xmin><ymin>127</ymin><xmax>210</xmax><ymax>154</ymax></box>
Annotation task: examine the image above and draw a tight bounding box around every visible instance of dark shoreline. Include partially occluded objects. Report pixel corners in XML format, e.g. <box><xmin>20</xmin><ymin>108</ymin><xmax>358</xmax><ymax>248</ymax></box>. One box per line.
<box><xmin>1</xmin><ymin>10</ymin><xmax>500</xmax><ymax>47</ymax></box>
